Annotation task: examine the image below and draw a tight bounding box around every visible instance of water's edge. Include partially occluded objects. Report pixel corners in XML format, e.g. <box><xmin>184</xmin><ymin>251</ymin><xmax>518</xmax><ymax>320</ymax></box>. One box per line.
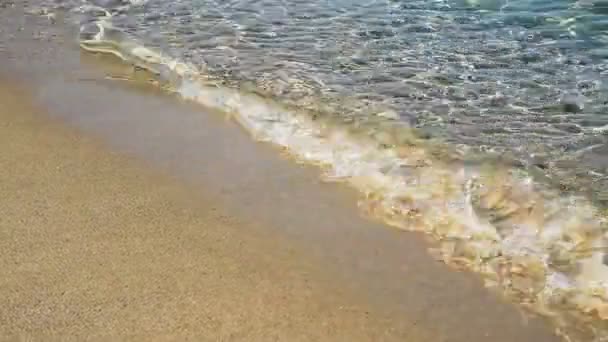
<box><xmin>25</xmin><ymin>2</ymin><xmax>608</xmax><ymax>340</ymax></box>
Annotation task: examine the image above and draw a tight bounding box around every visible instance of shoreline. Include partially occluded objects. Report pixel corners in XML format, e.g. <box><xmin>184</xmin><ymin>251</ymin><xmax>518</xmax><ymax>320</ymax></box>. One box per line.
<box><xmin>76</xmin><ymin>10</ymin><xmax>608</xmax><ymax>341</ymax></box>
<box><xmin>0</xmin><ymin>3</ymin><xmax>560</xmax><ymax>341</ymax></box>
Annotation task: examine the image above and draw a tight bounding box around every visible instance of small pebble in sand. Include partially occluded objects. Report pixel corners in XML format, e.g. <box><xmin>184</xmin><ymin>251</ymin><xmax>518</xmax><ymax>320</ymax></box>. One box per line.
<box><xmin>561</xmin><ymin>95</ymin><xmax>584</xmax><ymax>113</ymax></box>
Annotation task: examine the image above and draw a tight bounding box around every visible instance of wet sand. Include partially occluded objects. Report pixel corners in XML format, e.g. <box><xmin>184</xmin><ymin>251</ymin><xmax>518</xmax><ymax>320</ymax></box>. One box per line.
<box><xmin>0</xmin><ymin>83</ymin><xmax>420</xmax><ymax>341</ymax></box>
<box><xmin>0</xmin><ymin>3</ymin><xmax>560</xmax><ymax>341</ymax></box>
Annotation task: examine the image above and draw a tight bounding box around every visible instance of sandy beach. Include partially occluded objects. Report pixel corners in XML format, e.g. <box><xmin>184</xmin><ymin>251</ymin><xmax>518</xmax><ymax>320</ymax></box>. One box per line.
<box><xmin>0</xmin><ymin>82</ymin><xmax>423</xmax><ymax>341</ymax></box>
<box><xmin>0</xmin><ymin>3</ymin><xmax>562</xmax><ymax>341</ymax></box>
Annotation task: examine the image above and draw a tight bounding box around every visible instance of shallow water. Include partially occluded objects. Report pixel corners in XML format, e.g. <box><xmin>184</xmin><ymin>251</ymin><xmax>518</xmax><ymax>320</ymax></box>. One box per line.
<box><xmin>28</xmin><ymin>0</ymin><xmax>608</xmax><ymax>340</ymax></box>
<box><xmin>67</xmin><ymin>0</ymin><xmax>608</xmax><ymax>199</ymax></box>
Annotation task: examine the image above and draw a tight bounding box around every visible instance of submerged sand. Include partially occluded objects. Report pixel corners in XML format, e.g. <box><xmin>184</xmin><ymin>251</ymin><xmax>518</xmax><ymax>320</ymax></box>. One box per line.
<box><xmin>0</xmin><ymin>2</ymin><xmax>561</xmax><ymax>341</ymax></box>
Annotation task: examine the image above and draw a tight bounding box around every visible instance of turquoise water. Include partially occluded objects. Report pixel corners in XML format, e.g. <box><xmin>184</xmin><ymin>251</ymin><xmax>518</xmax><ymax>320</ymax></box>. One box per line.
<box><xmin>72</xmin><ymin>0</ymin><xmax>608</xmax><ymax>200</ymax></box>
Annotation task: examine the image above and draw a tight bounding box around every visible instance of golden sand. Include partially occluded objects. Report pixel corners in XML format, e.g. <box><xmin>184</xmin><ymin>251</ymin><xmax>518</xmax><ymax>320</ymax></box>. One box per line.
<box><xmin>0</xmin><ymin>84</ymin><xmax>420</xmax><ymax>340</ymax></box>
<box><xmin>0</xmin><ymin>4</ymin><xmax>561</xmax><ymax>340</ymax></box>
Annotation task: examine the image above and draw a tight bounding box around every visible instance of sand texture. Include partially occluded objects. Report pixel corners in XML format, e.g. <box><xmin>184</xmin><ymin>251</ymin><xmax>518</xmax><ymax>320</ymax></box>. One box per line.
<box><xmin>0</xmin><ymin>2</ymin><xmax>560</xmax><ymax>341</ymax></box>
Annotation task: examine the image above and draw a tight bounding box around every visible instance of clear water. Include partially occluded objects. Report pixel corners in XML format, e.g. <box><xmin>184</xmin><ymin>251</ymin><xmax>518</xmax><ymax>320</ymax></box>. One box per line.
<box><xmin>73</xmin><ymin>0</ymin><xmax>608</xmax><ymax>200</ymax></box>
<box><xmin>34</xmin><ymin>0</ymin><xmax>608</xmax><ymax>340</ymax></box>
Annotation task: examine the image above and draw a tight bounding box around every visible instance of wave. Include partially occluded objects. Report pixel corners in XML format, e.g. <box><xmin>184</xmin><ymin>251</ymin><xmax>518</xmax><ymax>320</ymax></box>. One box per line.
<box><xmin>67</xmin><ymin>4</ymin><xmax>608</xmax><ymax>341</ymax></box>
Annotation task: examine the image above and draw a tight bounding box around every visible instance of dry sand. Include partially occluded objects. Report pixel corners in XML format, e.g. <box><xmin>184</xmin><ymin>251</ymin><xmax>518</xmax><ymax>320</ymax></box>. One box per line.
<box><xmin>0</xmin><ymin>2</ymin><xmax>561</xmax><ymax>341</ymax></box>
